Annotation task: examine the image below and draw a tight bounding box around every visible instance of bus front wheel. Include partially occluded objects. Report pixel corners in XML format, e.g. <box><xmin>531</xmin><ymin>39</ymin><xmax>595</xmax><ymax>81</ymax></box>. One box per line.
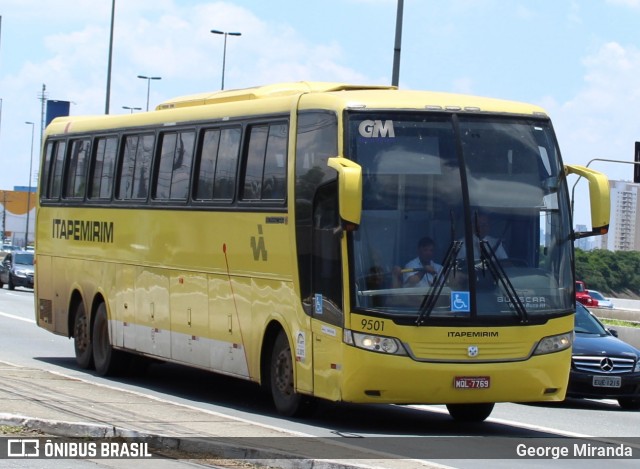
<box><xmin>92</xmin><ymin>303</ymin><xmax>123</xmax><ymax>376</ymax></box>
<box><xmin>73</xmin><ymin>301</ymin><xmax>93</xmax><ymax>369</ymax></box>
<box><xmin>446</xmin><ymin>403</ymin><xmax>494</xmax><ymax>422</ymax></box>
<box><xmin>269</xmin><ymin>331</ymin><xmax>316</xmax><ymax>417</ymax></box>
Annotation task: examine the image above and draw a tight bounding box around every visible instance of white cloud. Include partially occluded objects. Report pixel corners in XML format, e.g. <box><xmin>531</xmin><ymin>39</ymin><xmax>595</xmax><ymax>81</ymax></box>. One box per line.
<box><xmin>554</xmin><ymin>41</ymin><xmax>640</xmax><ymax>156</ymax></box>
<box><xmin>0</xmin><ymin>1</ymin><xmax>367</xmax><ymax>189</ymax></box>
<box><xmin>451</xmin><ymin>77</ymin><xmax>475</xmax><ymax>95</ymax></box>
<box><xmin>544</xmin><ymin>41</ymin><xmax>640</xmax><ymax>225</ymax></box>
<box><xmin>606</xmin><ymin>0</ymin><xmax>640</xmax><ymax>7</ymax></box>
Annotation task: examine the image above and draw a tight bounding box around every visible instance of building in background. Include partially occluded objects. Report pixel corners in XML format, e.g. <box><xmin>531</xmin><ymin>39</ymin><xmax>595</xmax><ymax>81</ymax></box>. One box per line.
<box><xmin>575</xmin><ymin>224</ymin><xmax>595</xmax><ymax>251</ymax></box>
<box><xmin>0</xmin><ymin>188</ymin><xmax>36</xmax><ymax>248</ymax></box>
<box><xmin>599</xmin><ymin>180</ymin><xmax>640</xmax><ymax>252</ymax></box>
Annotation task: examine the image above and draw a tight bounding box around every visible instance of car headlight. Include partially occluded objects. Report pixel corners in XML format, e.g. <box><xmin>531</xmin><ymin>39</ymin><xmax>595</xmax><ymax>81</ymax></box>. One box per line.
<box><xmin>533</xmin><ymin>332</ymin><xmax>573</xmax><ymax>355</ymax></box>
<box><xmin>344</xmin><ymin>330</ymin><xmax>407</xmax><ymax>355</ymax></box>
<box><xmin>14</xmin><ymin>269</ymin><xmax>29</xmax><ymax>277</ymax></box>
<box><xmin>635</xmin><ymin>359</ymin><xmax>640</xmax><ymax>373</ymax></box>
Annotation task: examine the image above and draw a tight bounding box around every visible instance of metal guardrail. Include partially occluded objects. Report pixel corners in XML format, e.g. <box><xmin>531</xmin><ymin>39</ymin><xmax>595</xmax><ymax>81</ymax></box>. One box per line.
<box><xmin>608</xmin><ymin>298</ymin><xmax>640</xmax><ymax>312</ymax></box>
<box><xmin>592</xmin><ymin>299</ymin><xmax>640</xmax><ymax>348</ymax></box>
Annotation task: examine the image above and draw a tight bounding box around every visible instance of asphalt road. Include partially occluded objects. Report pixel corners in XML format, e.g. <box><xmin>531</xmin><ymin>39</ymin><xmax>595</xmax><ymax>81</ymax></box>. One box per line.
<box><xmin>1</xmin><ymin>287</ymin><xmax>639</xmax><ymax>469</ymax></box>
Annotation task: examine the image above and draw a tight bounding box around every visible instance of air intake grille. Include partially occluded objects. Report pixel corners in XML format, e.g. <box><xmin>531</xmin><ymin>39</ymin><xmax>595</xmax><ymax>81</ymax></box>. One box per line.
<box><xmin>572</xmin><ymin>355</ymin><xmax>635</xmax><ymax>373</ymax></box>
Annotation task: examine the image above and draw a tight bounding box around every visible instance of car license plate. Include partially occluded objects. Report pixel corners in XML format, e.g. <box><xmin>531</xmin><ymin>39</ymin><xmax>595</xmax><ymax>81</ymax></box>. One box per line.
<box><xmin>454</xmin><ymin>376</ymin><xmax>490</xmax><ymax>389</ymax></box>
<box><xmin>592</xmin><ymin>376</ymin><xmax>621</xmax><ymax>388</ymax></box>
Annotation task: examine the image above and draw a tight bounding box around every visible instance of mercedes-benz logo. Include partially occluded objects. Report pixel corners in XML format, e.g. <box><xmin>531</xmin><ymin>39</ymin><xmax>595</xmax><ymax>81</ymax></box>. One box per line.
<box><xmin>599</xmin><ymin>357</ymin><xmax>614</xmax><ymax>372</ymax></box>
<box><xmin>468</xmin><ymin>346</ymin><xmax>479</xmax><ymax>357</ymax></box>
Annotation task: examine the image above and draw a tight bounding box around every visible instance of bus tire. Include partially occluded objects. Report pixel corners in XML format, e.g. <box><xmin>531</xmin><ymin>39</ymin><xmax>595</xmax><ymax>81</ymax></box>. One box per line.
<box><xmin>92</xmin><ymin>303</ymin><xmax>123</xmax><ymax>376</ymax></box>
<box><xmin>269</xmin><ymin>331</ymin><xmax>314</xmax><ymax>417</ymax></box>
<box><xmin>446</xmin><ymin>403</ymin><xmax>494</xmax><ymax>422</ymax></box>
<box><xmin>73</xmin><ymin>301</ymin><xmax>94</xmax><ymax>369</ymax></box>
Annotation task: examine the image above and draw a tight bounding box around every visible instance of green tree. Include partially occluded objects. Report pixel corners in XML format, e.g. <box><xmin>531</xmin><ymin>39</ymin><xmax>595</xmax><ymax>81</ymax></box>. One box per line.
<box><xmin>575</xmin><ymin>248</ymin><xmax>640</xmax><ymax>296</ymax></box>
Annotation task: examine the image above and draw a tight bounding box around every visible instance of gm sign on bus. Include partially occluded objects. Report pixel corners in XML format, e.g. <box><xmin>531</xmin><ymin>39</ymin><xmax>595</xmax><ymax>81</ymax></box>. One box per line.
<box><xmin>358</xmin><ymin>120</ymin><xmax>395</xmax><ymax>138</ymax></box>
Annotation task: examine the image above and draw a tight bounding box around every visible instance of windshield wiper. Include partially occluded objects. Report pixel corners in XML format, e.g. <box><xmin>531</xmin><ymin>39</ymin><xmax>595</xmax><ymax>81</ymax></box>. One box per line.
<box><xmin>415</xmin><ymin>240</ymin><xmax>462</xmax><ymax>325</ymax></box>
<box><xmin>415</xmin><ymin>241</ymin><xmax>462</xmax><ymax>326</ymax></box>
<box><xmin>478</xmin><ymin>240</ymin><xmax>529</xmax><ymax>323</ymax></box>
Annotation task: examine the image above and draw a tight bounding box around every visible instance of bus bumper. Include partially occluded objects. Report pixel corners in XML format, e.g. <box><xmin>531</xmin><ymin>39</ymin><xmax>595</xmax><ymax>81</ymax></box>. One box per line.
<box><xmin>337</xmin><ymin>346</ymin><xmax>570</xmax><ymax>404</ymax></box>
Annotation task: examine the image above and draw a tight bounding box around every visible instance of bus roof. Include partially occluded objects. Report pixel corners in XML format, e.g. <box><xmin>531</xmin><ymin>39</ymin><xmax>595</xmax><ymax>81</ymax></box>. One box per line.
<box><xmin>155</xmin><ymin>81</ymin><xmax>396</xmax><ymax>110</ymax></box>
<box><xmin>45</xmin><ymin>82</ymin><xmax>549</xmax><ymax>136</ymax></box>
<box><xmin>157</xmin><ymin>81</ymin><xmax>548</xmax><ymax>117</ymax></box>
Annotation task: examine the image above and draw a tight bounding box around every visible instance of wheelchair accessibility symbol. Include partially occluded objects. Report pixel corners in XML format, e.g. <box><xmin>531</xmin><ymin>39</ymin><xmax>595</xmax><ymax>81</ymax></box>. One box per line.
<box><xmin>451</xmin><ymin>291</ymin><xmax>470</xmax><ymax>313</ymax></box>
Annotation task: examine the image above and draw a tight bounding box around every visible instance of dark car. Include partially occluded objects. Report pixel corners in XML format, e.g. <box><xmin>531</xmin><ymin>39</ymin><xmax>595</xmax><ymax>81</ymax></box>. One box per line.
<box><xmin>0</xmin><ymin>251</ymin><xmax>35</xmax><ymax>290</ymax></box>
<box><xmin>568</xmin><ymin>303</ymin><xmax>640</xmax><ymax>409</ymax></box>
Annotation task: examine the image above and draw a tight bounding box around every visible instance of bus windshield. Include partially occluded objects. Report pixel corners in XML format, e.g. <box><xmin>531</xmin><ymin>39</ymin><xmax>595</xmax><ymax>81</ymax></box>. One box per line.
<box><xmin>348</xmin><ymin>112</ymin><xmax>573</xmax><ymax>323</ymax></box>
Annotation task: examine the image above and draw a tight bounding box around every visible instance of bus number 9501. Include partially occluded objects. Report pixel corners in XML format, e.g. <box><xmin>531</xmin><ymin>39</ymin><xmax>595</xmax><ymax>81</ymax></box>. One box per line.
<box><xmin>361</xmin><ymin>319</ymin><xmax>385</xmax><ymax>332</ymax></box>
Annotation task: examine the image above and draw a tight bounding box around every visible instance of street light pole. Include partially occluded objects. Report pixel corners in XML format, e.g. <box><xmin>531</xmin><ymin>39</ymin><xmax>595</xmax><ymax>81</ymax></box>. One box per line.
<box><xmin>391</xmin><ymin>0</ymin><xmax>404</xmax><ymax>87</ymax></box>
<box><xmin>24</xmin><ymin>121</ymin><xmax>35</xmax><ymax>249</ymax></box>
<box><xmin>105</xmin><ymin>0</ymin><xmax>116</xmax><ymax>114</ymax></box>
<box><xmin>122</xmin><ymin>106</ymin><xmax>141</xmax><ymax>114</ymax></box>
<box><xmin>137</xmin><ymin>75</ymin><xmax>161</xmax><ymax>111</ymax></box>
<box><xmin>210</xmin><ymin>29</ymin><xmax>242</xmax><ymax>90</ymax></box>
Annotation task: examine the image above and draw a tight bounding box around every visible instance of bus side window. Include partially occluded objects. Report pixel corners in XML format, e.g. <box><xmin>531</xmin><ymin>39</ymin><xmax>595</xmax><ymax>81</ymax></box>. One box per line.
<box><xmin>89</xmin><ymin>136</ymin><xmax>118</xmax><ymax>200</ymax></box>
<box><xmin>241</xmin><ymin>122</ymin><xmax>288</xmax><ymax>202</ymax></box>
<box><xmin>312</xmin><ymin>181</ymin><xmax>343</xmax><ymax>319</ymax></box>
<box><xmin>117</xmin><ymin>134</ymin><xmax>154</xmax><ymax>200</ymax></box>
<box><xmin>294</xmin><ymin>111</ymin><xmax>338</xmax><ymax>311</ymax></box>
<box><xmin>49</xmin><ymin>140</ymin><xmax>67</xmax><ymax>200</ymax></box>
<box><xmin>195</xmin><ymin>129</ymin><xmax>221</xmax><ymax>200</ymax></box>
<box><xmin>242</xmin><ymin>125</ymin><xmax>268</xmax><ymax>200</ymax></box>
<box><xmin>194</xmin><ymin>127</ymin><xmax>240</xmax><ymax>202</ymax></box>
<box><xmin>214</xmin><ymin>128</ymin><xmax>240</xmax><ymax>200</ymax></box>
<box><xmin>40</xmin><ymin>141</ymin><xmax>55</xmax><ymax>200</ymax></box>
<box><xmin>262</xmin><ymin>124</ymin><xmax>287</xmax><ymax>200</ymax></box>
<box><xmin>64</xmin><ymin>138</ymin><xmax>90</xmax><ymax>199</ymax></box>
<box><xmin>154</xmin><ymin>130</ymin><xmax>195</xmax><ymax>201</ymax></box>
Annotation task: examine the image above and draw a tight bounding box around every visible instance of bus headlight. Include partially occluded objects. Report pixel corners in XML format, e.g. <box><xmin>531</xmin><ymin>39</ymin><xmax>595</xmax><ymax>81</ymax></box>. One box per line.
<box><xmin>344</xmin><ymin>330</ymin><xmax>407</xmax><ymax>355</ymax></box>
<box><xmin>533</xmin><ymin>332</ymin><xmax>572</xmax><ymax>355</ymax></box>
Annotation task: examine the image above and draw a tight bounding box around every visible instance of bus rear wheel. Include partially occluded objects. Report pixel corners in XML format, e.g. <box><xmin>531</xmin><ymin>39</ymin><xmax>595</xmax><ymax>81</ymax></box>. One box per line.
<box><xmin>446</xmin><ymin>403</ymin><xmax>494</xmax><ymax>422</ymax></box>
<box><xmin>92</xmin><ymin>303</ymin><xmax>123</xmax><ymax>376</ymax></box>
<box><xmin>73</xmin><ymin>301</ymin><xmax>93</xmax><ymax>369</ymax></box>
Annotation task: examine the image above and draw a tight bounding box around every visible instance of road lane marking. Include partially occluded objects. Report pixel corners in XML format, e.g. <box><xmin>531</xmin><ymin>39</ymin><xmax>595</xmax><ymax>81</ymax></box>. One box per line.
<box><xmin>0</xmin><ymin>311</ymin><xmax>35</xmax><ymax>323</ymax></box>
<box><xmin>408</xmin><ymin>404</ymin><xmax>593</xmax><ymax>438</ymax></box>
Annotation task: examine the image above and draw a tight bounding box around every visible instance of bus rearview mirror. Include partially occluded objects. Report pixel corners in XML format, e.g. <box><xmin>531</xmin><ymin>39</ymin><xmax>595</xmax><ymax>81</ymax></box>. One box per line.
<box><xmin>327</xmin><ymin>157</ymin><xmax>362</xmax><ymax>226</ymax></box>
<box><xmin>565</xmin><ymin>164</ymin><xmax>610</xmax><ymax>239</ymax></box>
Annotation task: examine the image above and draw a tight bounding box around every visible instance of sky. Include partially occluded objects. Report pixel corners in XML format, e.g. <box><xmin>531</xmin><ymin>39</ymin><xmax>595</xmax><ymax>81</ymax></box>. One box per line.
<box><xmin>2</xmin><ymin>0</ymin><xmax>640</xmax><ymax>228</ymax></box>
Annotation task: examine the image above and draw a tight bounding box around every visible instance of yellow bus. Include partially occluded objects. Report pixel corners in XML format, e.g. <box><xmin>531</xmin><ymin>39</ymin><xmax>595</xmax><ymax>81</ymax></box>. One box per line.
<box><xmin>35</xmin><ymin>82</ymin><xmax>610</xmax><ymax>421</ymax></box>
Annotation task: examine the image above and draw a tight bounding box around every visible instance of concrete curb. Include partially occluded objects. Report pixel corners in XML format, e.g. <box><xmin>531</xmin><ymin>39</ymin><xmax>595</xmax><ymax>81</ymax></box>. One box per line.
<box><xmin>0</xmin><ymin>413</ymin><xmax>145</xmax><ymax>438</ymax></box>
<box><xmin>0</xmin><ymin>413</ymin><xmax>388</xmax><ymax>469</ymax></box>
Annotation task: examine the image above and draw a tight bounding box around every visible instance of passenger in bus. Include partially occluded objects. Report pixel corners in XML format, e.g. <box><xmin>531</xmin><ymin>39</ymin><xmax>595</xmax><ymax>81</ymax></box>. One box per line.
<box><xmin>457</xmin><ymin>212</ymin><xmax>508</xmax><ymax>261</ymax></box>
<box><xmin>393</xmin><ymin>237</ymin><xmax>443</xmax><ymax>288</ymax></box>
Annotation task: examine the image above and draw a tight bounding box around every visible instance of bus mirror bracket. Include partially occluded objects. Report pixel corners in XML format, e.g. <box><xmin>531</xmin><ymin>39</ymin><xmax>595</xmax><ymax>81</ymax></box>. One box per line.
<box><xmin>327</xmin><ymin>157</ymin><xmax>362</xmax><ymax>227</ymax></box>
<box><xmin>565</xmin><ymin>164</ymin><xmax>610</xmax><ymax>239</ymax></box>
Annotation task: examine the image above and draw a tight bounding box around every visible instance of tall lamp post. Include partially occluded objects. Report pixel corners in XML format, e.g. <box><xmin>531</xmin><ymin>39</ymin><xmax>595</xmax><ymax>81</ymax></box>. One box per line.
<box><xmin>24</xmin><ymin>121</ymin><xmax>35</xmax><ymax>249</ymax></box>
<box><xmin>210</xmin><ymin>29</ymin><xmax>242</xmax><ymax>90</ymax></box>
<box><xmin>391</xmin><ymin>0</ymin><xmax>404</xmax><ymax>87</ymax></box>
<box><xmin>137</xmin><ymin>75</ymin><xmax>161</xmax><ymax>111</ymax></box>
<box><xmin>105</xmin><ymin>0</ymin><xmax>116</xmax><ymax>114</ymax></box>
<box><xmin>122</xmin><ymin>106</ymin><xmax>142</xmax><ymax>114</ymax></box>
